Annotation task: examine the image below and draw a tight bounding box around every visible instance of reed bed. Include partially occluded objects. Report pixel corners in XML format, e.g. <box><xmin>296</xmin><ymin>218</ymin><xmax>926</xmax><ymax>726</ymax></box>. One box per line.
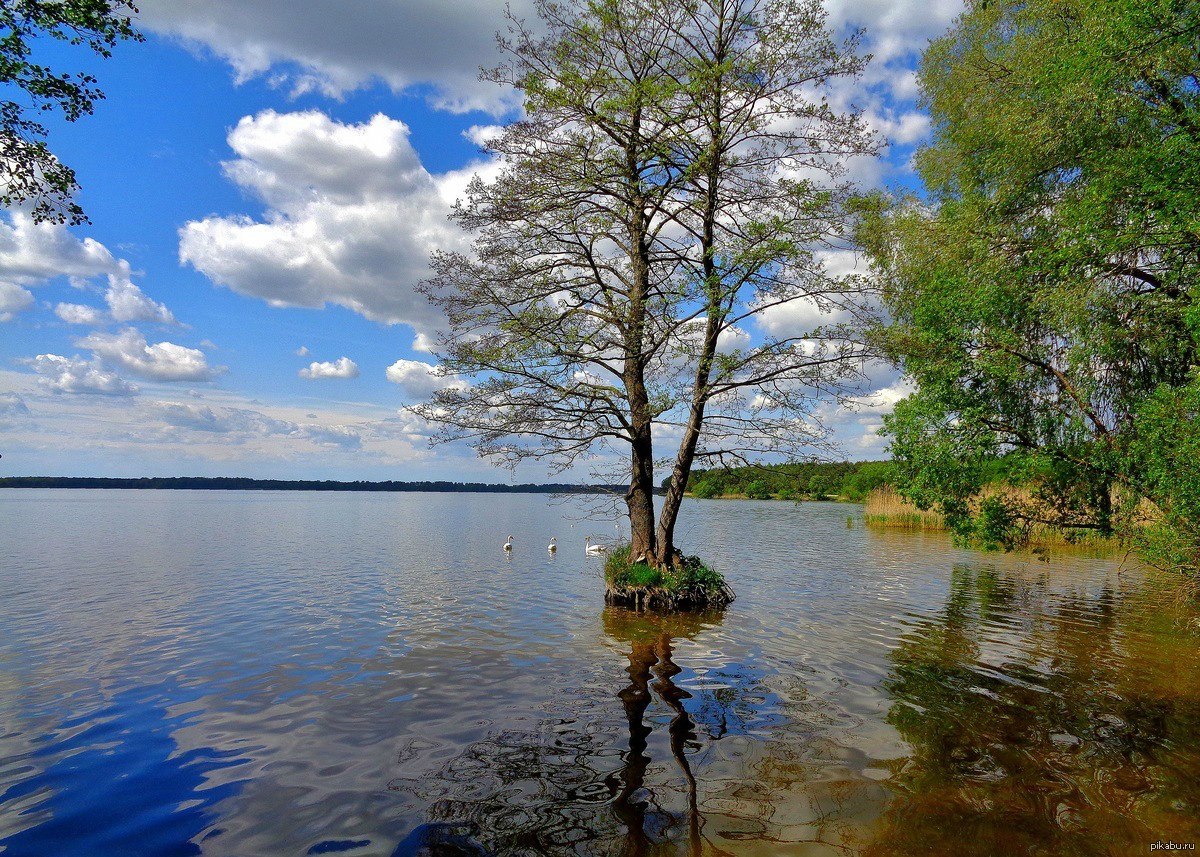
<box><xmin>863</xmin><ymin>487</ymin><xmax>944</xmax><ymax>531</ymax></box>
<box><xmin>862</xmin><ymin>486</ymin><xmax>1123</xmax><ymax>552</ymax></box>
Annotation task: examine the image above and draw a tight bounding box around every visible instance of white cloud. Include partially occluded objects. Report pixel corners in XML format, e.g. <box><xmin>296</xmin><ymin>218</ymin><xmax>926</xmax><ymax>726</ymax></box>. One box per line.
<box><xmin>105</xmin><ymin>277</ymin><xmax>177</xmax><ymax>324</ymax></box>
<box><xmin>385</xmin><ymin>358</ymin><xmax>467</xmax><ymax>398</ymax></box>
<box><xmin>78</xmin><ymin>328</ymin><xmax>223</xmax><ymax>382</ymax></box>
<box><xmin>180</xmin><ymin>110</ymin><xmax>463</xmax><ymax>348</ymax></box>
<box><xmin>756</xmin><ymin>297</ymin><xmax>849</xmax><ymax>339</ymax></box>
<box><xmin>295</xmin><ymin>345</ymin><xmax>310</xmax><ymax>357</ymax></box>
<box><xmin>136</xmin><ymin>0</ymin><xmax>533</xmax><ymax>113</ymax></box>
<box><xmin>0</xmin><ymin>213</ymin><xmax>125</xmax><ymax>283</ymax></box>
<box><xmin>153</xmin><ymin>401</ymin><xmax>362</xmax><ymax>449</ymax></box>
<box><xmin>0</xmin><ymin>214</ymin><xmax>180</xmax><ymax>325</ymax></box>
<box><xmin>156</xmin><ymin>401</ymin><xmax>293</xmax><ymax>435</ymax></box>
<box><xmin>55</xmin><ymin>302</ymin><xmax>107</xmax><ymax>325</ymax></box>
<box><xmin>54</xmin><ymin>278</ymin><xmax>177</xmax><ymax>326</ymax></box>
<box><xmin>463</xmin><ymin>124</ymin><xmax>505</xmax><ymax>148</ymax></box>
<box><xmin>299</xmin><ymin>423</ymin><xmax>362</xmax><ymax>449</ymax></box>
<box><xmin>0</xmin><ymin>391</ymin><xmax>30</xmax><ymax>415</ymax></box>
<box><xmin>28</xmin><ymin>354</ymin><xmax>139</xmax><ymax>396</ymax></box>
<box><xmin>848</xmin><ymin>379</ymin><xmax>916</xmax><ymax>416</ymax></box>
<box><xmin>0</xmin><ymin>281</ymin><xmax>34</xmax><ymax>321</ymax></box>
<box><xmin>299</xmin><ymin>356</ymin><xmax>359</xmax><ymax>380</ymax></box>
<box><xmin>825</xmin><ymin>0</ymin><xmax>960</xmax><ymax>66</ymax></box>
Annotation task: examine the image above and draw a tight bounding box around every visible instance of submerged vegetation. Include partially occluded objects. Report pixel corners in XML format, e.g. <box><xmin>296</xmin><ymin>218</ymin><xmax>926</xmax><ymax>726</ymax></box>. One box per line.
<box><xmin>603</xmin><ymin>544</ymin><xmax>734</xmax><ymax>611</ymax></box>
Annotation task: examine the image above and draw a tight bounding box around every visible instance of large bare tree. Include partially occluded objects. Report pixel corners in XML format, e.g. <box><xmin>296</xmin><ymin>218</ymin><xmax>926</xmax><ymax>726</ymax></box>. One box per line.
<box><xmin>415</xmin><ymin>0</ymin><xmax>876</xmax><ymax>567</ymax></box>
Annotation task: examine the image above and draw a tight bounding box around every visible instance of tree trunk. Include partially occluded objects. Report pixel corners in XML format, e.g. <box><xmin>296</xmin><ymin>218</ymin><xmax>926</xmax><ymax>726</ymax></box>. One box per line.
<box><xmin>656</xmin><ymin>401</ymin><xmax>705</xmax><ymax>561</ymax></box>
<box><xmin>626</xmin><ymin>416</ymin><xmax>658</xmax><ymax>561</ymax></box>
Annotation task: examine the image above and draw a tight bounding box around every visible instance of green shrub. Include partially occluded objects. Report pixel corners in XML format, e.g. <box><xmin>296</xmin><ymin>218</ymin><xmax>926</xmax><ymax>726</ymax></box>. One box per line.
<box><xmin>602</xmin><ymin>543</ymin><xmax>734</xmax><ymax>610</ymax></box>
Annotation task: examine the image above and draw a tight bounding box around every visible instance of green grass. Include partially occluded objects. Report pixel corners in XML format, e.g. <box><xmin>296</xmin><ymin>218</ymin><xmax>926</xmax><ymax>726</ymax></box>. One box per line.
<box><xmin>603</xmin><ymin>544</ymin><xmax>733</xmax><ymax>610</ymax></box>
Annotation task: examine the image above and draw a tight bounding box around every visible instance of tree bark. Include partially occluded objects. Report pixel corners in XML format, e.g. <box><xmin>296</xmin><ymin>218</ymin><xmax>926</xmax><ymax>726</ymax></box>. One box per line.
<box><xmin>626</xmin><ymin>413</ymin><xmax>658</xmax><ymax>562</ymax></box>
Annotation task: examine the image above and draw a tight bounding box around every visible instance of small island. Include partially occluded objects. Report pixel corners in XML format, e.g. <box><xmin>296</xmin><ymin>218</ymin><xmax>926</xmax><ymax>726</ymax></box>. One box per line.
<box><xmin>603</xmin><ymin>545</ymin><xmax>735</xmax><ymax>611</ymax></box>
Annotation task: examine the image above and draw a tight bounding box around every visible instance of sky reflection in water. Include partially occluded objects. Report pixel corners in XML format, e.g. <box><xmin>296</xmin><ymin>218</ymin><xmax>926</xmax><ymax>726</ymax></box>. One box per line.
<box><xmin>1</xmin><ymin>490</ymin><xmax>1198</xmax><ymax>856</ymax></box>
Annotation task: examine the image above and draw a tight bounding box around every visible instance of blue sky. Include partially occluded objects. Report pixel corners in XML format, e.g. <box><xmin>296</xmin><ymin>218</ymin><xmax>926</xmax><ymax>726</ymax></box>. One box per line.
<box><xmin>0</xmin><ymin>0</ymin><xmax>960</xmax><ymax>480</ymax></box>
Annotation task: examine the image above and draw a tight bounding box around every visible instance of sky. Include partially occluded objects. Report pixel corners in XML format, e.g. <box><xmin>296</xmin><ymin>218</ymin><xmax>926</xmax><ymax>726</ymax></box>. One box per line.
<box><xmin>0</xmin><ymin>0</ymin><xmax>961</xmax><ymax>481</ymax></box>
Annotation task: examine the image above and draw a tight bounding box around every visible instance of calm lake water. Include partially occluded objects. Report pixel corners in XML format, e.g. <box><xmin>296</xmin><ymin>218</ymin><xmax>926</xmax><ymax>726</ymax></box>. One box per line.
<box><xmin>1</xmin><ymin>490</ymin><xmax>1198</xmax><ymax>856</ymax></box>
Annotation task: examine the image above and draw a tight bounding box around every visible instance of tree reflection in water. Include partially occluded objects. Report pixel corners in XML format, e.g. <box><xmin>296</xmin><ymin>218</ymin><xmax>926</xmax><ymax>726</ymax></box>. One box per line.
<box><xmin>389</xmin><ymin>608</ymin><xmax>740</xmax><ymax>856</ymax></box>
<box><xmin>867</xmin><ymin>564</ymin><xmax>1200</xmax><ymax>857</ymax></box>
<box><xmin>387</xmin><ymin>565</ymin><xmax>1200</xmax><ymax>856</ymax></box>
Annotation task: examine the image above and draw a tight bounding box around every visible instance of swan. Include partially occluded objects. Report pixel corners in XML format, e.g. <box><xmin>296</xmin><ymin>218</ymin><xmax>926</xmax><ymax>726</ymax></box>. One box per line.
<box><xmin>548</xmin><ymin>537</ymin><xmax>557</xmax><ymax>553</ymax></box>
<box><xmin>585</xmin><ymin>537</ymin><xmax>608</xmax><ymax>555</ymax></box>
<box><xmin>503</xmin><ymin>535</ymin><xmax>514</xmax><ymax>552</ymax></box>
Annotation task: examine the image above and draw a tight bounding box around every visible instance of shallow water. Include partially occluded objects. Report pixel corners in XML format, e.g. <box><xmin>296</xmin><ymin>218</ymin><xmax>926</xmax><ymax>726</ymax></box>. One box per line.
<box><xmin>1</xmin><ymin>490</ymin><xmax>1198</xmax><ymax>856</ymax></box>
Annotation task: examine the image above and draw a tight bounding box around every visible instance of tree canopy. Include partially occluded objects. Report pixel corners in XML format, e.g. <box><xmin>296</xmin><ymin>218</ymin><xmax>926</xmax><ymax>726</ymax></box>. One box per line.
<box><xmin>415</xmin><ymin>0</ymin><xmax>876</xmax><ymax>567</ymax></box>
<box><xmin>0</xmin><ymin>0</ymin><xmax>141</xmax><ymax>224</ymax></box>
<box><xmin>862</xmin><ymin>0</ymin><xmax>1200</xmax><ymax>566</ymax></box>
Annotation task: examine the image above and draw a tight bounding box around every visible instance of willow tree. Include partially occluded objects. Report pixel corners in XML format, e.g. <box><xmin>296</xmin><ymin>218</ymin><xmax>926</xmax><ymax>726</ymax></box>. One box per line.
<box><xmin>861</xmin><ymin>0</ymin><xmax>1199</xmax><ymax>556</ymax></box>
<box><xmin>416</xmin><ymin>0</ymin><xmax>874</xmax><ymax>567</ymax></box>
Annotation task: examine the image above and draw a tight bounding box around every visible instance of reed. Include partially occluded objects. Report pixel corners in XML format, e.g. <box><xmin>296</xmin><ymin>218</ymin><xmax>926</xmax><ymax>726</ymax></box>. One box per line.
<box><xmin>863</xmin><ymin>487</ymin><xmax>944</xmax><ymax>531</ymax></box>
<box><xmin>862</xmin><ymin>486</ymin><xmax>1123</xmax><ymax>552</ymax></box>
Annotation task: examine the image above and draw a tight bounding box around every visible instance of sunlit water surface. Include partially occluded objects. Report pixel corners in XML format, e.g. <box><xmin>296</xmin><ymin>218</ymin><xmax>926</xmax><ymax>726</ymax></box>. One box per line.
<box><xmin>1</xmin><ymin>490</ymin><xmax>1198</xmax><ymax>856</ymax></box>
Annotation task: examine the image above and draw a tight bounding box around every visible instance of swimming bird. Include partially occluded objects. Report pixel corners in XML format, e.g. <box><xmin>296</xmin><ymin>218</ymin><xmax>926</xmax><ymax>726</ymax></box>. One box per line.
<box><xmin>504</xmin><ymin>535</ymin><xmax>514</xmax><ymax>552</ymax></box>
<box><xmin>548</xmin><ymin>537</ymin><xmax>557</xmax><ymax>553</ymax></box>
<box><xmin>585</xmin><ymin>537</ymin><xmax>608</xmax><ymax>555</ymax></box>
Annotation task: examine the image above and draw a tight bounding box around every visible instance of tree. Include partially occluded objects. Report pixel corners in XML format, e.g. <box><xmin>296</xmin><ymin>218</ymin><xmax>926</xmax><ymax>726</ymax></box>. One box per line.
<box><xmin>416</xmin><ymin>0</ymin><xmax>874</xmax><ymax>568</ymax></box>
<box><xmin>861</xmin><ymin>0</ymin><xmax>1200</xmax><ymax>554</ymax></box>
<box><xmin>1</xmin><ymin>0</ymin><xmax>142</xmax><ymax>224</ymax></box>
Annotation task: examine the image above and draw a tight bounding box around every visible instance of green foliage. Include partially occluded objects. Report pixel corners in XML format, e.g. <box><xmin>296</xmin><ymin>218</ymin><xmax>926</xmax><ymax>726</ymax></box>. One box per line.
<box><xmin>1124</xmin><ymin>378</ymin><xmax>1200</xmax><ymax>574</ymax></box>
<box><xmin>862</xmin><ymin>0</ymin><xmax>1200</xmax><ymax>570</ymax></box>
<box><xmin>0</xmin><ymin>0</ymin><xmax>142</xmax><ymax>224</ymax></box>
<box><xmin>744</xmin><ymin>480</ymin><xmax>772</xmax><ymax>500</ymax></box>
<box><xmin>603</xmin><ymin>543</ymin><xmax>731</xmax><ymax>609</ymax></box>
<box><xmin>687</xmin><ymin>460</ymin><xmax>895</xmax><ymax>501</ymax></box>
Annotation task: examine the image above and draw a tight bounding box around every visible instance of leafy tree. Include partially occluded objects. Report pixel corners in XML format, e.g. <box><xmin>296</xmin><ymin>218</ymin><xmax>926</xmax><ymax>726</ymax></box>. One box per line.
<box><xmin>744</xmin><ymin>480</ymin><xmax>771</xmax><ymax>500</ymax></box>
<box><xmin>417</xmin><ymin>0</ymin><xmax>874</xmax><ymax>567</ymax></box>
<box><xmin>862</xmin><ymin>0</ymin><xmax>1200</xmax><ymax>556</ymax></box>
<box><xmin>1</xmin><ymin>0</ymin><xmax>141</xmax><ymax>224</ymax></box>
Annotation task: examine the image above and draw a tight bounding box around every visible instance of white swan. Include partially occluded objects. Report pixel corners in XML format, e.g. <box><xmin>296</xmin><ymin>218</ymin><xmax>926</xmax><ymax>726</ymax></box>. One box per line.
<box><xmin>585</xmin><ymin>536</ymin><xmax>608</xmax><ymax>555</ymax></box>
<box><xmin>503</xmin><ymin>535</ymin><xmax>514</xmax><ymax>552</ymax></box>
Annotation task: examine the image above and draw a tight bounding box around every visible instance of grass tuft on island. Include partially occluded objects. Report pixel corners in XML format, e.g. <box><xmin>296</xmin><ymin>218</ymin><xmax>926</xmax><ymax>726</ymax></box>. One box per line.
<box><xmin>603</xmin><ymin>544</ymin><xmax>735</xmax><ymax>611</ymax></box>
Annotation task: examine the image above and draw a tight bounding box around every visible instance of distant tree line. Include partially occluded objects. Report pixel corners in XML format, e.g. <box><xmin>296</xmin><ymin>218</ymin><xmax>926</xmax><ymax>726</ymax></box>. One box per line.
<box><xmin>684</xmin><ymin>461</ymin><xmax>897</xmax><ymax>502</ymax></box>
<box><xmin>0</xmin><ymin>477</ymin><xmax>633</xmax><ymax>494</ymax></box>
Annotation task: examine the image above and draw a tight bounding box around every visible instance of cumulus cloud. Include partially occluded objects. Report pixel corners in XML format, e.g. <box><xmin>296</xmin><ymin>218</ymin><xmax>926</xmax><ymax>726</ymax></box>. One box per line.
<box><xmin>756</xmin><ymin>297</ymin><xmax>849</xmax><ymax>339</ymax></box>
<box><xmin>55</xmin><ymin>302</ymin><xmax>107</xmax><ymax>325</ymax></box>
<box><xmin>180</xmin><ymin>110</ymin><xmax>461</xmax><ymax>347</ymax></box>
<box><xmin>54</xmin><ymin>278</ymin><xmax>177</xmax><ymax>326</ymax></box>
<box><xmin>0</xmin><ymin>213</ymin><xmax>125</xmax><ymax>283</ymax></box>
<box><xmin>0</xmin><ymin>281</ymin><xmax>34</xmax><ymax>321</ymax></box>
<box><xmin>385</xmin><ymin>358</ymin><xmax>467</xmax><ymax>398</ymax></box>
<box><xmin>295</xmin><ymin>345</ymin><xmax>310</xmax><ymax>357</ymax></box>
<box><xmin>105</xmin><ymin>277</ymin><xmax>177</xmax><ymax>324</ymax></box>
<box><xmin>0</xmin><ymin>214</ymin><xmax>180</xmax><ymax>325</ymax></box>
<box><xmin>156</xmin><ymin>401</ymin><xmax>293</xmax><ymax>434</ymax></box>
<box><xmin>299</xmin><ymin>356</ymin><xmax>359</xmax><ymax>379</ymax></box>
<box><xmin>136</xmin><ymin>0</ymin><xmax>533</xmax><ymax>113</ymax></box>
<box><xmin>78</xmin><ymin>328</ymin><xmax>224</xmax><ymax>382</ymax></box>
<box><xmin>28</xmin><ymin>354</ymin><xmax>139</xmax><ymax>396</ymax></box>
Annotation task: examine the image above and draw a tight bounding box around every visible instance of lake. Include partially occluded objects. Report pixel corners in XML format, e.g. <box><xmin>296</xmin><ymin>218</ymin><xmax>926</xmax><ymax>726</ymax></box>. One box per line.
<box><xmin>1</xmin><ymin>490</ymin><xmax>1198</xmax><ymax>856</ymax></box>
